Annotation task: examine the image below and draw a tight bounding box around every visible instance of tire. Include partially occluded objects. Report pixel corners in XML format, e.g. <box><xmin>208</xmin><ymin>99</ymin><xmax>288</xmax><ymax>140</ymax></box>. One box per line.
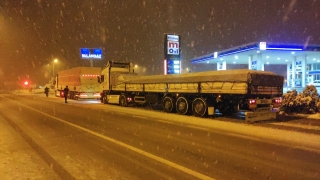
<box><xmin>192</xmin><ymin>97</ymin><xmax>207</xmax><ymax>117</ymax></box>
<box><xmin>103</xmin><ymin>95</ymin><xmax>108</xmax><ymax>104</ymax></box>
<box><xmin>176</xmin><ymin>96</ymin><xmax>189</xmax><ymax>115</ymax></box>
<box><xmin>119</xmin><ymin>95</ymin><xmax>127</xmax><ymax>107</ymax></box>
<box><xmin>162</xmin><ymin>96</ymin><xmax>175</xmax><ymax>113</ymax></box>
<box><xmin>70</xmin><ymin>92</ymin><xmax>74</xmax><ymax>99</ymax></box>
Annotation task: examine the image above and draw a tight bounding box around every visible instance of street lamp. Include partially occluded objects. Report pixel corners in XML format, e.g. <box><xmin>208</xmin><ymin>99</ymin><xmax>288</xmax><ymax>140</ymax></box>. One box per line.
<box><xmin>52</xmin><ymin>59</ymin><xmax>58</xmax><ymax>77</ymax></box>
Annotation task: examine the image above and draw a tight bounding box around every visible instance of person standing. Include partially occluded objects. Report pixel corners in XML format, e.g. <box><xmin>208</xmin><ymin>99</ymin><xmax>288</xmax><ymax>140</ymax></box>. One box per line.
<box><xmin>63</xmin><ymin>86</ymin><xmax>69</xmax><ymax>103</ymax></box>
<box><xmin>44</xmin><ymin>86</ymin><xmax>49</xmax><ymax>97</ymax></box>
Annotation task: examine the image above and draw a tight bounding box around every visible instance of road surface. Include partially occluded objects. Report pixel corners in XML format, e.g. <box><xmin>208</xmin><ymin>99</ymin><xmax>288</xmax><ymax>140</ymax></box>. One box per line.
<box><xmin>0</xmin><ymin>93</ymin><xmax>319</xmax><ymax>180</ymax></box>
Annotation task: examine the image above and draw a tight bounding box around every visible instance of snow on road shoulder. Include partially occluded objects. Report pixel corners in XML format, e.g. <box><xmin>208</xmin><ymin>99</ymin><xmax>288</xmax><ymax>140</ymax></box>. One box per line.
<box><xmin>100</xmin><ymin>105</ymin><xmax>320</xmax><ymax>153</ymax></box>
<box><xmin>0</xmin><ymin>114</ymin><xmax>60</xmax><ymax>180</ymax></box>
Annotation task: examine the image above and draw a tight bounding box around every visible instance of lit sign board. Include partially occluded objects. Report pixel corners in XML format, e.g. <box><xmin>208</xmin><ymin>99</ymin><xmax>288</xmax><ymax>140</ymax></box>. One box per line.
<box><xmin>164</xmin><ymin>34</ymin><xmax>180</xmax><ymax>58</ymax></box>
<box><xmin>167</xmin><ymin>35</ymin><xmax>180</xmax><ymax>55</ymax></box>
<box><xmin>166</xmin><ymin>59</ymin><xmax>181</xmax><ymax>74</ymax></box>
<box><xmin>164</xmin><ymin>34</ymin><xmax>181</xmax><ymax>74</ymax></box>
<box><xmin>167</xmin><ymin>35</ymin><xmax>179</xmax><ymax>41</ymax></box>
<box><xmin>251</xmin><ymin>60</ymin><xmax>257</xmax><ymax>70</ymax></box>
<box><xmin>167</xmin><ymin>41</ymin><xmax>179</xmax><ymax>55</ymax></box>
<box><xmin>214</xmin><ymin>52</ymin><xmax>218</xmax><ymax>58</ymax></box>
<box><xmin>80</xmin><ymin>48</ymin><xmax>102</xmax><ymax>59</ymax></box>
<box><xmin>259</xmin><ymin>42</ymin><xmax>266</xmax><ymax>50</ymax></box>
<box><xmin>252</xmin><ymin>61</ymin><xmax>257</xmax><ymax>65</ymax></box>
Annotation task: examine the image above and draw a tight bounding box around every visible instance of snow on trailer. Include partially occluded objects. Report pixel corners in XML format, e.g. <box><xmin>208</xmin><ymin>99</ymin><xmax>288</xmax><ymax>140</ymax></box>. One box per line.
<box><xmin>55</xmin><ymin>67</ymin><xmax>101</xmax><ymax>100</ymax></box>
<box><xmin>117</xmin><ymin>69</ymin><xmax>282</xmax><ymax>94</ymax></box>
<box><xmin>99</xmin><ymin>62</ymin><xmax>284</xmax><ymax>122</ymax></box>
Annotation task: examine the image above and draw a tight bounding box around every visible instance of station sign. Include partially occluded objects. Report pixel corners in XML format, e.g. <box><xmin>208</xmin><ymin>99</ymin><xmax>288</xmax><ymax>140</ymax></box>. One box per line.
<box><xmin>164</xmin><ymin>34</ymin><xmax>181</xmax><ymax>74</ymax></box>
<box><xmin>164</xmin><ymin>34</ymin><xmax>181</xmax><ymax>59</ymax></box>
<box><xmin>80</xmin><ymin>48</ymin><xmax>102</xmax><ymax>59</ymax></box>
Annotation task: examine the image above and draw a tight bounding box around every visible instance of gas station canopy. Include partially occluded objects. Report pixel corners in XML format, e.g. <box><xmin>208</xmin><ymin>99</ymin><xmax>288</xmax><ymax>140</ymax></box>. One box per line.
<box><xmin>191</xmin><ymin>42</ymin><xmax>320</xmax><ymax>65</ymax></box>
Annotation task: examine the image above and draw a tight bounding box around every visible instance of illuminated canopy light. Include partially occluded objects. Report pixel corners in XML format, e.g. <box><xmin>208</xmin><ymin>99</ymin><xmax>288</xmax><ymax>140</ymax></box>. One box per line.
<box><xmin>191</xmin><ymin>42</ymin><xmax>311</xmax><ymax>64</ymax></box>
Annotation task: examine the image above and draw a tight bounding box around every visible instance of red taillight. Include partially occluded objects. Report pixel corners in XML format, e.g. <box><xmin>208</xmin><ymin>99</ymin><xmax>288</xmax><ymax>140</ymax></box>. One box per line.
<box><xmin>248</xmin><ymin>99</ymin><xmax>257</xmax><ymax>110</ymax></box>
<box><xmin>274</xmin><ymin>98</ymin><xmax>282</xmax><ymax>104</ymax></box>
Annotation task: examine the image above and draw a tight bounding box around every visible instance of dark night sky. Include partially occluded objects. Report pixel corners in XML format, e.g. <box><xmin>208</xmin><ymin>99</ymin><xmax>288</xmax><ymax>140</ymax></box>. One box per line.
<box><xmin>0</xmin><ymin>0</ymin><xmax>320</xmax><ymax>86</ymax></box>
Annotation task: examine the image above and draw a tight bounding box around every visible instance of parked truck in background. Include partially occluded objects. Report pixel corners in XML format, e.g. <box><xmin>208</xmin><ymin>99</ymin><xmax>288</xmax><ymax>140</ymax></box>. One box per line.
<box><xmin>55</xmin><ymin>67</ymin><xmax>101</xmax><ymax>100</ymax></box>
<box><xmin>98</xmin><ymin>61</ymin><xmax>284</xmax><ymax>121</ymax></box>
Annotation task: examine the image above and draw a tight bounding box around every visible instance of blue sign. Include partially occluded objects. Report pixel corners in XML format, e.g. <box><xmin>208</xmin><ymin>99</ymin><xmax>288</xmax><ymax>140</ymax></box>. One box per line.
<box><xmin>251</xmin><ymin>61</ymin><xmax>257</xmax><ymax>65</ymax></box>
<box><xmin>167</xmin><ymin>59</ymin><xmax>180</xmax><ymax>74</ymax></box>
<box><xmin>80</xmin><ymin>48</ymin><xmax>102</xmax><ymax>59</ymax></box>
<box><xmin>295</xmin><ymin>61</ymin><xmax>301</xmax><ymax>66</ymax></box>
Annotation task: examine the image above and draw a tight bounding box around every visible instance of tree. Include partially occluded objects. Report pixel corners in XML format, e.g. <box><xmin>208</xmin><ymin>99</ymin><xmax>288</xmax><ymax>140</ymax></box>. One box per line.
<box><xmin>280</xmin><ymin>85</ymin><xmax>319</xmax><ymax>114</ymax></box>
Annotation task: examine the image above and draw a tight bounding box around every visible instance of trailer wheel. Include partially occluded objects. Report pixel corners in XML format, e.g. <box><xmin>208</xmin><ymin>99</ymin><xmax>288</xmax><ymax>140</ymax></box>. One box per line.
<box><xmin>176</xmin><ymin>97</ymin><xmax>189</xmax><ymax>115</ymax></box>
<box><xmin>192</xmin><ymin>98</ymin><xmax>207</xmax><ymax>117</ymax></box>
<box><xmin>119</xmin><ymin>95</ymin><xmax>127</xmax><ymax>107</ymax></box>
<box><xmin>163</xmin><ymin>96</ymin><xmax>175</xmax><ymax>113</ymax></box>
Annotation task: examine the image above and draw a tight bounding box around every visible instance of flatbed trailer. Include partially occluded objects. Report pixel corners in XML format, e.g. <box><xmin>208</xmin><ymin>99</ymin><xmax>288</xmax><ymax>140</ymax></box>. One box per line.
<box><xmin>99</xmin><ymin>62</ymin><xmax>284</xmax><ymax>121</ymax></box>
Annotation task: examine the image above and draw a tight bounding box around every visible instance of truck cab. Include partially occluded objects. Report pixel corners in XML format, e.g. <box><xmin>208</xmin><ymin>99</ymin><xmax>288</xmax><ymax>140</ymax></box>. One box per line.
<box><xmin>98</xmin><ymin>61</ymin><xmax>136</xmax><ymax>103</ymax></box>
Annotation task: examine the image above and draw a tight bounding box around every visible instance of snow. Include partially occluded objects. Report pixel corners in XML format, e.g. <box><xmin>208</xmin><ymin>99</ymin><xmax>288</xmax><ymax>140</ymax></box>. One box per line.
<box><xmin>117</xmin><ymin>69</ymin><xmax>279</xmax><ymax>84</ymax></box>
<box><xmin>100</xmin><ymin>104</ymin><xmax>320</xmax><ymax>152</ymax></box>
<box><xmin>2</xmin><ymin>92</ymin><xmax>320</xmax><ymax>180</ymax></box>
<box><xmin>0</xmin><ymin>113</ymin><xmax>59</xmax><ymax>179</ymax></box>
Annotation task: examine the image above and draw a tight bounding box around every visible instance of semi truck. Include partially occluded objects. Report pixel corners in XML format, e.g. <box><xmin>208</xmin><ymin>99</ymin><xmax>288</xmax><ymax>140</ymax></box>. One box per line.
<box><xmin>98</xmin><ymin>61</ymin><xmax>284</xmax><ymax>121</ymax></box>
<box><xmin>55</xmin><ymin>67</ymin><xmax>101</xmax><ymax>100</ymax></box>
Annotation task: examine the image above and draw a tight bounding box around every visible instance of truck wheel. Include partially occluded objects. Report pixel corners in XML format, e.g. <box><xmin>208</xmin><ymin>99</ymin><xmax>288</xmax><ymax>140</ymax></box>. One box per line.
<box><xmin>163</xmin><ymin>96</ymin><xmax>175</xmax><ymax>113</ymax></box>
<box><xmin>176</xmin><ymin>97</ymin><xmax>189</xmax><ymax>115</ymax></box>
<box><xmin>103</xmin><ymin>96</ymin><xmax>108</xmax><ymax>104</ymax></box>
<box><xmin>192</xmin><ymin>98</ymin><xmax>207</xmax><ymax>117</ymax></box>
<box><xmin>119</xmin><ymin>95</ymin><xmax>127</xmax><ymax>107</ymax></box>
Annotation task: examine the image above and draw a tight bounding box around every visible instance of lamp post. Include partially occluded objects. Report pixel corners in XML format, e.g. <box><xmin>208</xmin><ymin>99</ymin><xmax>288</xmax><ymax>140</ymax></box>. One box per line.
<box><xmin>52</xmin><ymin>59</ymin><xmax>58</xmax><ymax>77</ymax></box>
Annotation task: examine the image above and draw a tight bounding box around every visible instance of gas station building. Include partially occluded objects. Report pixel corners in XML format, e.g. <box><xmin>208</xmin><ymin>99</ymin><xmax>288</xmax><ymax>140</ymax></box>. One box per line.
<box><xmin>191</xmin><ymin>42</ymin><xmax>320</xmax><ymax>90</ymax></box>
